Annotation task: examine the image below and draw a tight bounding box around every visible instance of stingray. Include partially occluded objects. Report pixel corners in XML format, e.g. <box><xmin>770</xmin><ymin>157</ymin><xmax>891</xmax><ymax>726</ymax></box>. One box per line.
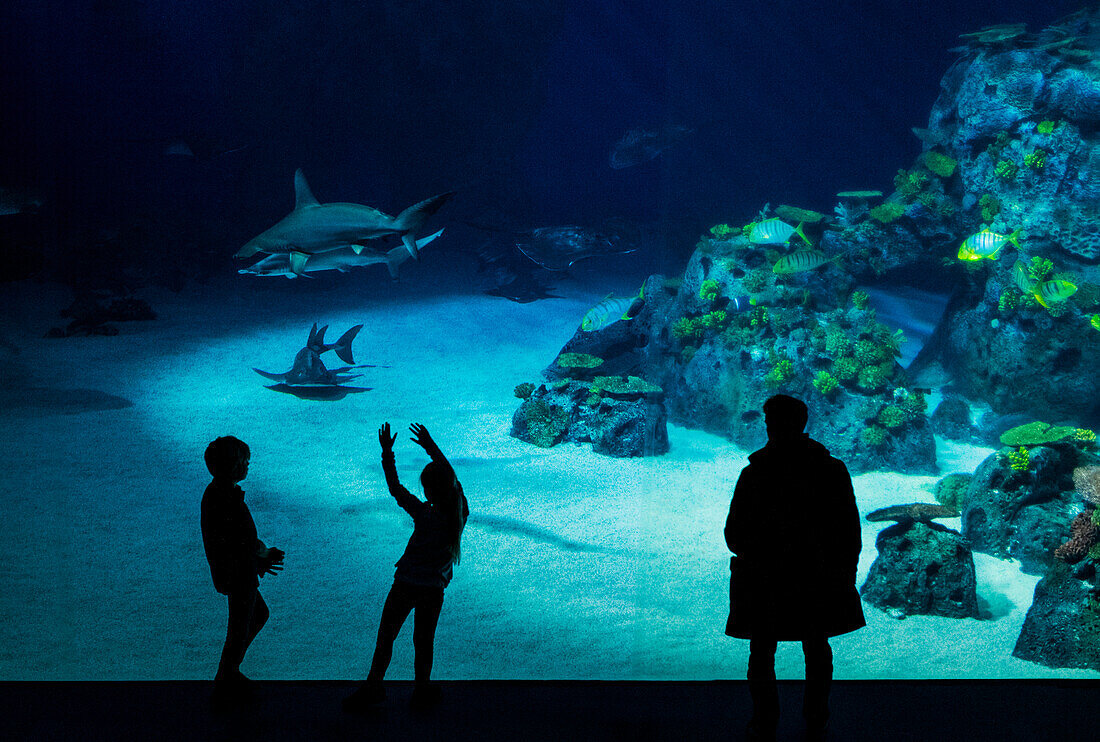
<box><xmin>253</xmin><ymin>323</ymin><xmax>383</xmax><ymax>390</ymax></box>
<box><xmin>263</xmin><ymin>383</ymin><xmax>371</xmax><ymax>401</ymax></box>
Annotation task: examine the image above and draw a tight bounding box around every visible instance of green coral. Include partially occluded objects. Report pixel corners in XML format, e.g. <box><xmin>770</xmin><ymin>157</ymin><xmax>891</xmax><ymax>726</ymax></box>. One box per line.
<box><xmin>699</xmin><ymin>310</ymin><xmax>728</xmax><ymax>330</ymax></box>
<box><xmin>812</xmin><ymin>370</ymin><xmax>839</xmax><ymax>396</ymax></box>
<box><xmin>978</xmin><ymin>193</ymin><xmax>1001</xmax><ymax>222</ymax></box>
<box><xmin>1074</xmin><ymin>428</ymin><xmax>1097</xmax><ymax>443</ymax></box>
<box><xmin>877</xmin><ymin>405</ymin><xmax>907</xmax><ymax>429</ymax></box>
<box><xmin>590</xmin><ymin>375</ymin><xmax>663</xmax><ymax>397</ymax></box>
<box><xmin>870</xmin><ymin>202</ymin><xmax>905</xmax><ymax>223</ymax></box>
<box><xmin>709</xmin><ymin>224</ymin><xmax>737</xmax><ymax>239</ymax></box>
<box><xmin>764</xmin><ymin>357</ymin><xmax>794</xmax><ymax>389</ymax></box>
<box><xmin>1027</xmin><ymin>256</ymin><xmax>1054</xmax><ymax>284</ymax></box>
<box><xmin>673</xmin><ymin>317</ymin><xmax>703</xmax><ymax>342</ymax></box>
<box><xmin>1037</xmin><ymin>120</ymin><xmax>1056</xmax><ymax>135</ymax></box>
<box><xmin>894</xmin><ymin>169</ymin><xmax>930</xmax><ymax>200</ymax></box>
<box><xmin>749</xmin><ymin>307</ymin><xmax>769</xmax><ymax>329</ymax></box>
<box><xmin>699</xmin><ymin>279</ymin><xmax>721</xmax><ymax>302</ymax></box>
<box><xmin>1000</xmin><ymin>421</ymin><xmax>1076</xmax><ymax>447</ymax></box>
<box><xmin>857</xmin><ymin>363</ymin><xmax>891</xmax><ymax>392</ymax></box>
<box><xmin>833</xmin><ymin>356</ymin><xmax>859</xmax><ymax>382</ymax></box>
<box><xmin>513</xmin><ymin>382</ymin><xmax>535</xmax><ymax>399</ymax></box>
<box><xmin>851</xmin><ymin>290</ymin><xmax>870</xmax><ymax>310</ymax></box>
<box><xmin>998</xmin><ymin>290</ymin><xmax>1019</xmax><ymax>313</ymax></box>
<box><xmin>922</xmin><ymin>151</ymin><xmax>957</xmax><ymax>178</ymax></box>
<box><xmin>861</xmin><ymin>425</ymin><xmax>888</xmax><ymax>447</ymax></box>
<box><xmin>933</xmin><ymin>473</ymin><xmax>972</xmax><ymax>512</ymax></box>
<box><xmin>521</xmin><ymin>398</ymin><xmax>570</xmax><ymax>448</ymax></box>
<box><xmin>556</xmin><ymin>353</ymin><xmax>604</xmax><ymax>370</ymax></box>
<box><xmin>898</xmin><ymin>390</ymin><xmax>928</xmax><ymax>421</ymax></box>
<box><xmin>1005</xmin><ymin>446</ymin><xmax>1031</xmax><ymax>471</ymax></box>
<box><xmin>1024</xmin><ymin>149</ymin><xmax>1047</xmax><ymax>169</ymax></box>
<box><xmin>855</xmin><ymin>339</ymin><xmax>888</xmax><ymax>366</ymax></box>
<box><xmin>995</xmin><ymin>159</ymin><xmax>1019</xmax><ymax>179</ymax></box>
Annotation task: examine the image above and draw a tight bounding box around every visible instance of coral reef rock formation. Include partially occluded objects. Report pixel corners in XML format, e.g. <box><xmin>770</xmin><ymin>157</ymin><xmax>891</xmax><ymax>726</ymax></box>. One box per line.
<box><xmin>1013</xmin><ymin>561</ymin><xmax>1100</xmax><ymax>671</ymax></box>
<box><xmin>962</xmin><ymin>445</ymin><xmax>1089</xmax><ymax>575</ymax></box>
<box><xmin>860</xmin><ymin>520</ymin><xmax>980</xmax><ymax>618</ymax></box>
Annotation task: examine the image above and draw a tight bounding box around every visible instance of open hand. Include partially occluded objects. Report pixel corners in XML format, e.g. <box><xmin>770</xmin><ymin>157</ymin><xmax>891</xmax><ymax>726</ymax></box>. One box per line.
<box><xmin>261</xmin><ymin>547</ymin><xmax>285</xmax><ymax>576</ymax></box>
<box><xmin>379</xmin><ymin>423</ymin><xmax>397</xmax><ymax>452</ymax></box>
<box><xmin>409</xmin><ymin>423</ymin><xmax>437</xmax><ymax>453</ymax></box>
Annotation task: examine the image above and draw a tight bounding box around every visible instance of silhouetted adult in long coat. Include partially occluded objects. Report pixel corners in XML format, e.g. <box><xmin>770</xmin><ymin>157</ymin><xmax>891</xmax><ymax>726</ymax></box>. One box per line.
<box><xmin>725</xmin><ymin>395</ymin><xmax>865</xmax><ymax>742</ymax></box>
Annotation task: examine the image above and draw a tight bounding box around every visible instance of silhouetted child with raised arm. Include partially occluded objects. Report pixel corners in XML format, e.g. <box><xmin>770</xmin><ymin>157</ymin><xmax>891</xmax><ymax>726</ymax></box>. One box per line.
<box><xmin>344</xmin><ymin>422</ymin><xmax>469</xmax><ymax>712</ymax></box>
<box><xmin>200</xmin><ymin>436</ymin><xmax>285</xmax><ymax>707</ymax></box>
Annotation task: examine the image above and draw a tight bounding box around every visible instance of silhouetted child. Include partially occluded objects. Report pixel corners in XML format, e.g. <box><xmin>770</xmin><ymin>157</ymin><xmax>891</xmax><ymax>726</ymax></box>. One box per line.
<box><xmin>344</xmin><ymin>423</ymin><xmax>469</xmax><ymax>712</ymax></box>
<box><xmin>200</xmin><ymin>435</ymin><xmax>284</xmax><ymax>706</ymax></box>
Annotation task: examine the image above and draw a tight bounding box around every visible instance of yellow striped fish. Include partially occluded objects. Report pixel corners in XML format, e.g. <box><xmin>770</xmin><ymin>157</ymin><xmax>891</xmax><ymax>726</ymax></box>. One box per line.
<box><xmin>1011</xmin><ymin>260</ymin><xmax>1033</xmax><ymax>292</ymax></box>
<box><xmin>748</xmin><ymin>219</ymin><xmax>811</xmax><ymax>246</ymax></box>
<box><xmin>580</xmin><ymin>287</ymin><xmax>645</xmax><ymax>331</ymax></box>
<box><xmin>957</xmin><ymin>228</ymin><xmax>1021</xmax><ymax>261</ymax></box>
<box><xmin>1091</xmin><ymin>314</ymin><xmax>1100</xmax><ymax>332</ymax></box>
<box><xmin>1033</xmin><ymin>279</ymin><xmax>1077</xmax><ymax>308</ymax></box>
<box><xmin>772</xmin><ymin>249</ymin><xmax>833</xmax><ymax>274</ymax></box>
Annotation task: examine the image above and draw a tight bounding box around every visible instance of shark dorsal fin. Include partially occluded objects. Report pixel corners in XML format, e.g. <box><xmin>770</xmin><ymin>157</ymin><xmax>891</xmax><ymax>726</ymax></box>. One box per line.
<box><xmin>293</xmin><ymin>169</ymin><xmax>320</xmax><ymax>210</ymax></box>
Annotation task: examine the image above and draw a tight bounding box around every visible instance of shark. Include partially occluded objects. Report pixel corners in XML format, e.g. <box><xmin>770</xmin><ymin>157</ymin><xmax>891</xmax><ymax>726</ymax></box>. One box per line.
<box><xmin>239</xmin><ymin>229</ymin><xmax>444</xmax><ymax>280</ymax></box>
<box><xmin>235</xmin><ymin>169</ymin><xmax>453</xmax><ymax>276</ymax></box>
<box><xmin>253</xmin><ymin>323</ymin><xmax>368</xmax><ymax>386</ymax></box>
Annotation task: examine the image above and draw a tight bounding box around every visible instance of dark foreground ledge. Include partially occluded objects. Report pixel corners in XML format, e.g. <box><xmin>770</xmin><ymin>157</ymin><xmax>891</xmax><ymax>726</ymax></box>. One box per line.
<box><xmin>1</xmin><ymin>680</ymin><xmax>1096</xmax><ymax>742</ymax></box>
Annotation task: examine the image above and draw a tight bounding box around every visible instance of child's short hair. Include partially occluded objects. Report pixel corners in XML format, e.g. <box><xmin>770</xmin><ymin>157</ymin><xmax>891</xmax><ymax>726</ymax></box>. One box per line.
<box><xmin>205</xmin><ymin>436</ymin><xmax>251</xmax><ymax>480</ymax></box>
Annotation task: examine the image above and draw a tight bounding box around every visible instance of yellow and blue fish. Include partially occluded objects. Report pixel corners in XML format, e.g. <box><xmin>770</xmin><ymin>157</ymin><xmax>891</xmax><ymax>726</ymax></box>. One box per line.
<box><xmin>748</xmin><ymin>219</ymin><xmax>811</xmax><ymax>247</ymax></box>
<box><xmin>772</xmin><ymin>249</ymin><xmax>835</xmax><ymax>274</ymax></box>
<box><xmin>1033</xmin><ymin>279</ymin><xmax>1077</xmax><ymax>308</ymax></box>
<box><xmin>1011</xmin><ymin>260</ymin><xmax>1033</xmax><ymax>292</ymax></box>
<box><xmin>580</xmin><ymin>287</ymin><xmax>645</xmax><ymax>331</ymax></box>
<box><xmin>957</xmin><ymin>228</ymin><xmax>1021</xmax><ymax>261</ymax></box>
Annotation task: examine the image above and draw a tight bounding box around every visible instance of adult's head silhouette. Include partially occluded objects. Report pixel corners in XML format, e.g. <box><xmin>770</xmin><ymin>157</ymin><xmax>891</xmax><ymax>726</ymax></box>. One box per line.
<box><xmin>763</xmin><ymin>394</ymin><xmax>808</xmax><ymax>443</ymax></box>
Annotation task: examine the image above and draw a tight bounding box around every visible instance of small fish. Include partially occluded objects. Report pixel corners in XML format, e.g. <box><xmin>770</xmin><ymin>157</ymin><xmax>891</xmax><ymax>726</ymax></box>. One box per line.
<box><xmin>580</xmin><ymin>287</ymin><xmax>645</xmax><ymax>331</ymax></box>
<box><xmin>772</xmin><ymin>249</ymin><xmax>834</xmax><ymax>274</ymax></box>
<box><xmin>1033</xmin><ymin>279</ymin><xmax>1077</xmax><ymax>308</ymax></box>
<box><xmin>1011</xmin><ymin>260</ymin><xmax>1033</xmax><ymax>292</ymax></box>
<box><xmin>957</xmin><ymin>228</ymin><xmax>1021</xmax><ymax>261</ymax></box>
<box><xmin>748</xmin><ymin>219</ymin><xmax>810</xmax><ymax>246</ymax></box>
<box><xmin>1091</xmin><ymin>314</ymin><xmax>1100</xmax><ymax>332</ymax></box>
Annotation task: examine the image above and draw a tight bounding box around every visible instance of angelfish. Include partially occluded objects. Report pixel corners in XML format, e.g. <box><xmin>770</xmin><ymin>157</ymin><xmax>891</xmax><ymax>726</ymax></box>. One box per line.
<box><xmin>748</xmin><ymin>219</ymin><xmax>810</xmax><ymax>247</ymax></box>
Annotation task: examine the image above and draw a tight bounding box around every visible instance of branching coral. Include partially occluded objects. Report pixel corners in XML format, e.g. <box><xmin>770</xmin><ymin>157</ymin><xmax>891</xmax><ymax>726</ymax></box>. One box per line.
<box><xmin>1004</xmin><ymin>446</ymin><xmax>1031</xmax><ymax>471</ymax></box>
<box><xmin>1054</xmin><ymin>510</ymin><xmax>1100</xmax><ymax>564</ymax></box>
<box><xmin>979</xmin><ymin>193</ymin><xmax>1001</xmax><ymax>222</ymax></box>
<box><xmin>813</xmin><ymin>370</ymin><xmax>839</xmax><ymax>396</ymax></box>
<box><xmin>870</xmin><ymin>202</ymin><xmax>906</xmax><ymax>224</ymax></box>
<box><xmin>699</xmin><ymin>279</ymin><xmax>721</xmax><ymax>302</ymax></box>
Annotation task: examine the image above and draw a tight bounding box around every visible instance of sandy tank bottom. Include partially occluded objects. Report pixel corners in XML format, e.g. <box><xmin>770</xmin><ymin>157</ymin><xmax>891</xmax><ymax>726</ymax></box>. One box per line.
<box><xmin>0</xmin><ymin>271</ymin><xmax>1096</xmax><ymax>681</ymax></box>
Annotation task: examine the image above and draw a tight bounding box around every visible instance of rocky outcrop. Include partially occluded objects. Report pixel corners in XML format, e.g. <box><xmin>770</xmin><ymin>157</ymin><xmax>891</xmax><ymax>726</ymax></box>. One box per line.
<box><xmin>860</xmin><ymin>520</ymin><xmax>979</xmax><ymax>618</ymax></box>
<box><xmin>510</xmin><ymin>377</ymin><xmax>669</xmax><ymax>458</ymax></box>
<box><xmin>962</xmin><ymin>442</ymin><xmax>1095</xmax><ymax>574</ymax></box>
<box><xmin>1013</xmin><ymin>561</ymin><xmax>1100</xmax><ymax>671</ymax></box>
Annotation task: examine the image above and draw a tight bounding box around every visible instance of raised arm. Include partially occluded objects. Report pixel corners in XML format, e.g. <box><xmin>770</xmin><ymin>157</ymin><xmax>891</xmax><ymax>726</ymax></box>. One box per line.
<box><xmin>409</xmin><ymin>423</ymin><xmax>455</xmax><ymax>478</ymax></box>
<box><xmin>379</xmin><ymin>422</ymin><xmax>426</xmax><ymax>518</ymax></box>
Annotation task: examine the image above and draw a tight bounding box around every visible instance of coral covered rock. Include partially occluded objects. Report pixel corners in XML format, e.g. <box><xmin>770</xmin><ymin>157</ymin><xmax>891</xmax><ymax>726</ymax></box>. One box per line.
<box><xmin>1053</xmin><ymin>510</ymin><xmax>1100</xmax><ymax>564</ymax></box>
<box><xmin>860</xmin><ymin>520</ymin><xmax>979</xmax><ymax>618</ymax></box>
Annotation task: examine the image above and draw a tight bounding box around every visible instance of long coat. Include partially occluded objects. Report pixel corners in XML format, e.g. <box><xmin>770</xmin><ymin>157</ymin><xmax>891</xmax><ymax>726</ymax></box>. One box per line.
<box><xmin>724</xmin><ymin>436</ymin><xmax>866</xmax><ymax>640</ymax></box>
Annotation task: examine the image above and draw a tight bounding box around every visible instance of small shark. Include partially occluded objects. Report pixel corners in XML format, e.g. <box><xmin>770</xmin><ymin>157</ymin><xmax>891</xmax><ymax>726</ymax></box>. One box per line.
<box><xmin>235</xmin><ymin>169</ymin><xmax>453</xmax><ymax>276</ymax></box>
<box><xmin>253</xmin><ymin>323</ymin><xmax>367</xmax><ymax>385</ymax></box>
<box><xmin>239</xmin><ymin>229</ymin><xmax>444</xmax><ymax>280</ymax></box>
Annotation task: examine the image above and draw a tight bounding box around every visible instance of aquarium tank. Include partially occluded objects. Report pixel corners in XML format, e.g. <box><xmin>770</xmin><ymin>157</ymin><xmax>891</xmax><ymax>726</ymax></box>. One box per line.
<box><xmin>2</xmin><ymin>1</ymin><xmax>1100</xmax><ymax>681</ymax></box>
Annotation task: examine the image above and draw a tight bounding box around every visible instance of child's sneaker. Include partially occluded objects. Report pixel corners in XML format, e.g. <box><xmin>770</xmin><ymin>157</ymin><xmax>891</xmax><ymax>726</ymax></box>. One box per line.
<box><xmin>342</xmin><ymin>682</ymin><xmax>385</xmax><ymax>713</ymax></box>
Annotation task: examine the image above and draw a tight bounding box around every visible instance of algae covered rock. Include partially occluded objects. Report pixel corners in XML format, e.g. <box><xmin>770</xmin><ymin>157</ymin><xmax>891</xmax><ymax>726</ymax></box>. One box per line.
<box><xmin>860</xmin><ymin>520</ymin><xmax>979</xmax><ymax>619</ymax></box>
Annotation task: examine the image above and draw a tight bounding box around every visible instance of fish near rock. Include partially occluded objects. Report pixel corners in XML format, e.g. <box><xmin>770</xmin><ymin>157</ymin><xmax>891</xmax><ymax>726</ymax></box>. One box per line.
<box><xmin>772</xmin><ymin>249</ymin><xmax>834</xmax><ymax>274</ymax></box>
<box><xmin>956</xmin><ymin>228</ymin><xmax>1020</xmax><ymax>261</ymax></box>
<box><xmin>865</xmin><ymin>502</ymin><xmax>961</xmax><ymax>523</ymax></box>
<box><xmin>748</xmin><ymin>218</ymin><xmax>811</xmax><ymax>247</ymax></box>
<box><xmin>580</xmin><ymin>287</ymin><xmax>645</xmax><ymax>332</ymax></box>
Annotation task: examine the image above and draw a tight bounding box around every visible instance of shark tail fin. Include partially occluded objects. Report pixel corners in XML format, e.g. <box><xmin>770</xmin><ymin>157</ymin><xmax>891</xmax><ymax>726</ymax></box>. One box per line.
<box><xmin>395</xmin><ymin>192</ymin><xmax>455</xmax><ymax>260</ymax></box>
<box><xmin>333</xmin><ymin>324</ymin><xmax>363</xmax><ymax>365</ymax></box>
